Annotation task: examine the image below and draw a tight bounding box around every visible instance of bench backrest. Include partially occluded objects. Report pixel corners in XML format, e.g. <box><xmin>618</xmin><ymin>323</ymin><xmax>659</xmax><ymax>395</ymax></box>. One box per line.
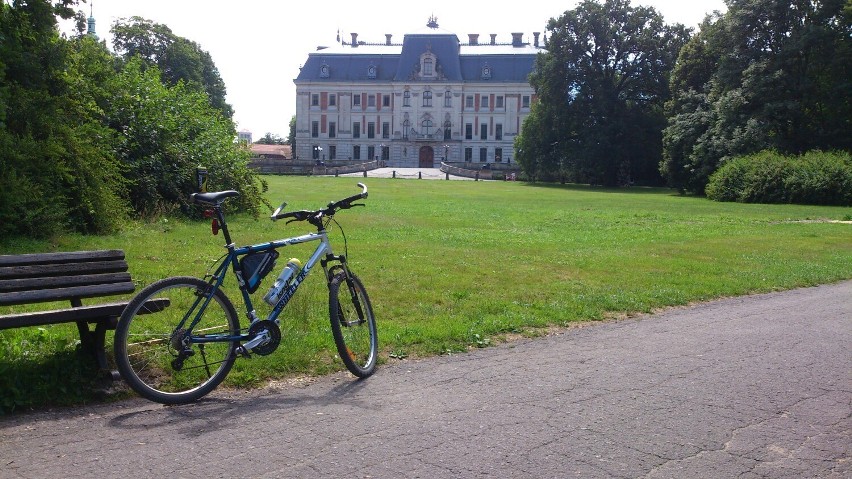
<box><xmin>0</xmin><ymin>250</ymin><xmax>135</xmax><ymax>307</ymax></box>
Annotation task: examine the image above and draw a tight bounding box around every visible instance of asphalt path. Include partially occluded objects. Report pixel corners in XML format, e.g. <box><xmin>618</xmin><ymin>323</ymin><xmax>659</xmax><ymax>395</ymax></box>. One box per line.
<box><xmin>1</xmin><ymin>281</ymin><xmax>850</xmax><ymax>478</ymax></box>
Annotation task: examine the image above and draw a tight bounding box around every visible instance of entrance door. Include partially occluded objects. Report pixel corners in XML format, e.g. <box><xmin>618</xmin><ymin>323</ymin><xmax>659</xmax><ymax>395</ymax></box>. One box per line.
<box><xmin>418</xmin><ymin>146</ymin><xmax>434</xmax><ymax>168</ymax></box>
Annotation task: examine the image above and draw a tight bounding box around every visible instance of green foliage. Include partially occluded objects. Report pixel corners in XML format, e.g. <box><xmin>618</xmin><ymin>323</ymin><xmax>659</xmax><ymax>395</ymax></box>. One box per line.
<box><xmin>524</xmin><ymin>0</ymin><xmax>689</xmax><ymax>187</ymax></box>
<box><xmin>0</xmin><ymin>1</ymin><xmax>126</xmax><ymax>237</ymax></box>
<box><xmin>706</xmin><ymin>150</ymin><xmax>852</xmax><ymax>205</ymax></box>
<box><xmin>256</xmin><ymin>132</ymin><xmax>287</xmax><ymax>145</ymax></box>
<box><xmin>288</xmin><ymin>115</ymin><xmax>296</xmax><ymax>150</ymax></box>
<box><xmin>111</xmin><ymin>16</ymin><xmax>233</xmax><ymax>119</ymax></box>
<box><xmin>662</xmin><ymin>0</ymin><xmax>852</xmax><ymax>194</ymax></box>
<box><xmin>111</xmin><ymin>59</ymin><xmax>266</xmax><ymax>217</ymax></box>
<box><xmin>0</xmin><ymin>1</ymin><xmax>265</xmax><ymax>237</ymax></box>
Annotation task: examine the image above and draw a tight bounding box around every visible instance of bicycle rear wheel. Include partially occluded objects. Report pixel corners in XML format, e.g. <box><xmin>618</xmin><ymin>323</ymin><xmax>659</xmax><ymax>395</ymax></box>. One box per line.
<box><xmin>328</xmin><ymin>272</ymin><xmax>378</xmax><ymax>377</ymax></box>
<box><xmin>114</xmin><ymin>276</ymin><xmax>240</xmax><ymax>404</ymax></box>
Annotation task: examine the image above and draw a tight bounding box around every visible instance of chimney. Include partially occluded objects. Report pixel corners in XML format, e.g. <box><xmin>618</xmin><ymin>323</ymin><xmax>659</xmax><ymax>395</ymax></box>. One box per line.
<box><xmin>511</xmin><ymin>32</ymin><xmax>523</xmax><ymax>47</ymax></box>
<box><xmin>490</xmin><ymin>34</ymin><xmax>497</xmax><ymax>45</ymax></box>
<box><xmin>385</xmin><ymin>34</ymin><xmax>392</xmax><ymax>45</ymax></box>
<box><xmin>534</xmin><ymin>32</ymin><xmax>540</xmax><ymax>47</ymax></box>
<box><xmin>351</xmin><ymin>32</ymin><xmax>358</xmax><ymax>48</ymax></box>
<box><xmin>468</xmin><ymin>34</ymin><xmax>479</xmax><ymax>45</ymax></box>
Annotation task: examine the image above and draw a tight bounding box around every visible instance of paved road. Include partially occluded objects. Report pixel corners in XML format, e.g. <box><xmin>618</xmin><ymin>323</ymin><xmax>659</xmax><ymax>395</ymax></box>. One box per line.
<box><xmin>1</xmin><ymin>281</ymin><xmax>850</xmax><ymax>478</ymax></box>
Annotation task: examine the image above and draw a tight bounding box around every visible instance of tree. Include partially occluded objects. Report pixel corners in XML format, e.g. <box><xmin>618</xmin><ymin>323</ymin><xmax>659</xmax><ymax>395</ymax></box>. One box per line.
<box><xmin>287</xmin><ymin>115</ymin><xmax>296</xmax><ymax>149</ymax></box>
<box><xmin>661</xmin><ymin>0</ymin><xmax>852</xmax><ymax>194</ymax></box>
<box><xmin>524</xmin><ymin>0</ymin><xmax>689</xmax><ymax>186</ymax></box>
<box><xmin>109</xmin><ymin>59</ymin><xmax>266</xmax><ymax>217</ymax></box>
<box><xmin>0</xmin><ymin>0</ymin><xmax>125</xmax><ymax>237</ymax></box>
<box><xmin>111</xmin><ymin>16</ymin><xmax>233</xmax><ymax>119</ymax></box>
<box><xmin>256</xmin><ymin>132</ymin><xmax>286</xmax><ymax>145</ymax></box>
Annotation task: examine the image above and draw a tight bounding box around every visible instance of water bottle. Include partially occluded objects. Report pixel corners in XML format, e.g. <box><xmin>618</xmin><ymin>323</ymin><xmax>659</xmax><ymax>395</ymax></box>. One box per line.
<box><xmin>262</xmin><ymin>258</ymin><xmax>301</xmax><ymax>306</ymax></box>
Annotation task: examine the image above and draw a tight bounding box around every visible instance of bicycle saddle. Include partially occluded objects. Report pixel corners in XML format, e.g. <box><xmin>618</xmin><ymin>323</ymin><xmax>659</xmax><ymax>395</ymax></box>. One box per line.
<box><xmin>191</xmin><ymin>190</ymin><xmax>241</xmax><ymax>205</ymax></box>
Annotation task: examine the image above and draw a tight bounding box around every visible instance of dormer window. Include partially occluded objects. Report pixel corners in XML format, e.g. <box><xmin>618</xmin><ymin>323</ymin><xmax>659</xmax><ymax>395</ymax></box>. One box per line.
<box><xmin>367</xmin><ymin>65</ymin><xmax>377</xmax><ymax>79</ymax></box>
<box><xmin>481</xmin><ymin>64</ymin><xmax>492</xmax><ymax>80</ymax></box>
<box><xmin>420</xmin><ymin>50</ymin><xmax>437</xmax><ymax>79</ymax></box>
<box><xmin>320</xmin><ymin>63</ymin><xmax>330</xmax><ymax>78</ymax></box>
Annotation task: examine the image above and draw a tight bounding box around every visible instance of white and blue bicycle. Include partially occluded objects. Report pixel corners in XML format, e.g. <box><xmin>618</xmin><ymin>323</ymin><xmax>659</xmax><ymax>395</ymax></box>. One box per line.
<box><xmin>114</xmin><ymin>183</ymin><xmax>377</xmax><ymax>404</ymax></box>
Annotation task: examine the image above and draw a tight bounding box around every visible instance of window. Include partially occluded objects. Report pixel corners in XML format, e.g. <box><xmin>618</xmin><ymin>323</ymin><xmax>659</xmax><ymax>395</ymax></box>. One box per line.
<box><xmin>354</xmin><ymin>145</ymin><xmax>361</xmax><ymax>160</ymax></box>
<box><xmin>403</xmin><ymin>90</ymin><xmax>411</xmax><ymax>107</ymax></box>
<box><xmin>403</xmin><ymin>119</ymin><xmax>410</xmax><ymax>139</ymax></box>
<box><xmin>422</xmin><ymin>119</ymin><xmax>433</xmax><ymax>136</ymax></box>
<box><xmin>353</xmin><ymin>122</ymin><xmax>360</xmax><ymax>139</ymax></box>
<box><xmin>480</xmin><ymin>147</ymin><xmax>487</xmax><ymax>162</ymax></box>
<box><xmin>367</xmin><ymin>122</ymin><xmax>375</xmax><ymax>139</ymax></box>
<box><xmin>329</xmin><ymin>122</ymin><xmax>336</xmax><ymax>138</ymax></box>
<box><xmin>312</xmin><ymin>145</ymin><xmax>320</xmax><ymax>160</ymax></box>
<box><xmin>368</xmin><ymin>95</ymin><xmax>376</xmax><ymax>108</ymax></box>
<box><xmin>382</xmin><ymin>146</ymin><xmax>389</xmax><ymax>161</ymax></box>
<box><xmin>444</xmin><ymin>121</ymin><xmax>452</xmax><ymax>140</ymax></box>
<box><xmin>382</xmin><ymin>122</ymin><xmax>390</xmax><ymax>139</ymax></box>
<box><xmin>465</xmin><ymin>95</ymin><xmax>474</xmax><ymax>109</ymax></box>
<box><xmin>496</xmin><ymin>124</ymin><xmax>503</xmax><ymax>141</ymax></box>
<box><xmin>311</xmin><ymin>121</ymin><xmax>319</xmax><ymax>138</ymax></box>
<box><xmin>383</xmin><ymin>95</ymin><xmax>390</xmax><ymax>107</ymax></box>
<box><xmin>424</xmin><ymin>58</ymin><xmax>433</xmax><ymax>75</ymax></box>
<box><xmin>465</xmin><ymin>123</ymin><xmax>473</xmax><ymax>140</ymax></box>
<box><xmin>444</xmin><ymin>90</ymin><xmax>452</xmax><ymax>107</ymax></box>
<box><xmin>423</xmin><ymin>90</ymin><xmax>432</xmax><ymax>107</ymax></box>
<box><xmin>522</xmin><ymin>95</ymin><xmax>530</xmax><ymax>108</ymax></box>
<box><xmin>367</xmin><ymin>65</ymin><xmax>377</xmax><ymax>79</ymax></box>
<box><xmin>481</xmin><ymin>95</ymin><xmax>489</xmax><ymax>109</ymax></box>
<box><xmin>465</xmin><ymin>147</ymin><xmax>473</xmax><ymax>162</ymax></box>
<box><xmin>311</xmin><ymin>94</ymin><xmax>319</xmax><ymax>107</ymax></box>
<box><xmin>367</xmin><ymin>145</ymin><xmax>375</xmax><ymax>161</ymax></box>
<box><xmin>354</xmin><ymin>95</ymin><xmax>361</xmax><ymax>107</ymax></box>
<box><xmin>480</xmin><ymin>123</ymin><xmax>488</xmax><ymax>140</ymax></box>
<box><xmin>329</xmin><ymin>145</ymin><xmax>337</xmax><ymax>160</ymax></box>
<box><xmin>496</xmin><ymin>96</ymin><xmax>504</xmax><ymax>108</ymax></box>
<box><xmin>329</xmin><ymin>94</ymin><xmax>336</xmax><ymax>107</ymax></box>
<box><xmin>495</xmin><ymin>147</ymin><xmax>503</xmax><ymax>162</ymax></box>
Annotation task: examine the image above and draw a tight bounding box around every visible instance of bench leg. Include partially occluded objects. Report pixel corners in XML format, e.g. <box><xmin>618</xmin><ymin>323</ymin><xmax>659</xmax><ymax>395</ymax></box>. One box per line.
<box><xmin>76</xmin><ymin>320</ymin><xmax>118</xmax><ymax>379</ymax></box>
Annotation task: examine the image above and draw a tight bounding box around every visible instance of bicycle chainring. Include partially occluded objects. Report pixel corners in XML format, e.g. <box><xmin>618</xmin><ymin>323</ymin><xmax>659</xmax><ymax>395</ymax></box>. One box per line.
<box><xmin>248</xmin><ymin>320</ymin><xmax>281</xmax><ymax>356</ymax></box>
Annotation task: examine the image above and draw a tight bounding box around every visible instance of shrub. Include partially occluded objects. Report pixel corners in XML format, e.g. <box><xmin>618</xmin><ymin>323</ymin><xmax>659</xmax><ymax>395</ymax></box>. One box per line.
<box><xmin>706</xmin><ymin>150</ymin><xmax>852</xmax><ymax>205</ymax></box>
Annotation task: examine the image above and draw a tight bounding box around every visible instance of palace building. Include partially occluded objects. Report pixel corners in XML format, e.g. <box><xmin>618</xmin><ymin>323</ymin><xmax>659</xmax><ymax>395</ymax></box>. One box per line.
<box><xmin>293</xmin><ymin>17</ymin><xmax>543</xmax><ymax>168</ymax></box>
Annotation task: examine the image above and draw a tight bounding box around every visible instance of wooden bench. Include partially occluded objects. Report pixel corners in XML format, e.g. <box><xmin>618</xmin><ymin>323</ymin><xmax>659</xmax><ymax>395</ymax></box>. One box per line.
<box><xmin>0</xmin><ymin>250</ymin><xmax>165</xmax><ymax>377</ymax></box>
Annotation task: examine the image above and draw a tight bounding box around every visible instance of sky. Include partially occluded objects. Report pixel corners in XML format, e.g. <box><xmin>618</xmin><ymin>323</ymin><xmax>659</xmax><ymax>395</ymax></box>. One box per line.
<box><xmin>67</xmin><ymin>0</ymin><xmax>728</xmax><ymax>139</ymax></box>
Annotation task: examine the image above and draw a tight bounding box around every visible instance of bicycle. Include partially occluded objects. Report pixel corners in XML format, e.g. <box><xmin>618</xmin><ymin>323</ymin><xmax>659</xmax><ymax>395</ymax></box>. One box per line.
<box><xmin>113</xmin><ymin>182</ymin><xmax>377</xmax><ymax>404</ymax></box>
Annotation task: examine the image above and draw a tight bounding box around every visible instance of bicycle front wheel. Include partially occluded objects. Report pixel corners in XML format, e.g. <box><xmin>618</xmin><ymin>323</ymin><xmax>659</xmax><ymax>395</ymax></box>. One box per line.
<box><xmin>329</xmin><ymin>272</ymin><xmax>378</xmax><ymax>377</ymax></box>
<box><xmin>114</xmin><ymin>276</ymin><xmax>240</xmax><ymax>404</ymax></box>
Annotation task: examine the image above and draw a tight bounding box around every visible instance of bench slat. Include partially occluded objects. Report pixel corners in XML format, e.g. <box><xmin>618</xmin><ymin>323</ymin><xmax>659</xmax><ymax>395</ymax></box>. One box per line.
<box><xmin>0</xmin><ymin>282</ymin><xmax>137</xmax><ymax>306</ymax></box>
<box><xmin>0</xmin><ymin>260</ymin><xmax>128</xmax><ymax>280</ymax></box>
<box><xmin>0</xmin><ymin>250</ymin><xmax>125</xmax><ymax>267</ymax></box>
<box><xmin>0</xmin><ymin>272</ymin><xmax>133</xmax><ymax>294</ymax></box>
<box><xmin>0</xmin><ymin>298</ymin><xmax>171</xmax><ymax>329</ymax></box>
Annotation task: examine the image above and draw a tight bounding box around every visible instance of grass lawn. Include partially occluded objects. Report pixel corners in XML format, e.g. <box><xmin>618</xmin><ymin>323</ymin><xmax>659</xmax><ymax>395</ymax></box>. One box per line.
<box><xmin>2</xmin><ymin>176</ymin><xmax>851</xmax><ymax>412</ymax></box>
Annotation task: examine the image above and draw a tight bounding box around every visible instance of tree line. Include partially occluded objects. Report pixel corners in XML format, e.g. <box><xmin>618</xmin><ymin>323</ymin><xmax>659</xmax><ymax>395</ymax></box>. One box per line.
<box><xmin>516</xmin><ymin>0</ymin><xmax>851</xmax><ymax>195</ymax></box>
<box><xmin>0</xmin><ymin>0</ymin><xmax>265</xmax><ymax>238</ymax></box>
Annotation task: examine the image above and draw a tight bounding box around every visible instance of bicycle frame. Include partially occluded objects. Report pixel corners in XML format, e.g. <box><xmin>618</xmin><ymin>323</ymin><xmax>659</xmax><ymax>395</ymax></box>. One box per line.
<box><xmin>178</xmin><ymin>225</ymin><xmax>347</xmax><ymax>347</ymax></box>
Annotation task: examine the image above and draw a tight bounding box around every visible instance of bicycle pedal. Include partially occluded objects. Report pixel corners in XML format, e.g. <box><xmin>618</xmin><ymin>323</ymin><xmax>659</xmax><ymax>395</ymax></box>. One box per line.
<box><xmin>235</xmin><ymin>345</ymin><xmax>251</xmax><ymax>359</ymax></box>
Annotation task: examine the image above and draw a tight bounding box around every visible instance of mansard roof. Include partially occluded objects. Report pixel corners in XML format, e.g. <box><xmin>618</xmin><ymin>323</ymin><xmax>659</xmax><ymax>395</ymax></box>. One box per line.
<box><xmin>295</xmin><ymin>30</ymin><xmax>541</xmax><ymax>85</ymax></box>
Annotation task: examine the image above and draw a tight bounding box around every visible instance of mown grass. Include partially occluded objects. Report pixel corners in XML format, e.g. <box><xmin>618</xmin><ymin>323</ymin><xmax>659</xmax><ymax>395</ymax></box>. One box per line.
<box><xmin>2</xmin><ymin>176</ymin><xmax>851</xmax><ymax>412</ymax></box>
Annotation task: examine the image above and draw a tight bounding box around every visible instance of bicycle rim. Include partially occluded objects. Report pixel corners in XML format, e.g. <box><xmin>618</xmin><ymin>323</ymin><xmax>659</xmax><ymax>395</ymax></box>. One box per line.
<box><xmin>329</xmin><ymin>272</ymin><xmax>378</xmax><ymax>377</ymax></box>
<box><xmin>115</xmin><ymin>277</ymin><xmax>239</xmax><ymax>404</ymax></box>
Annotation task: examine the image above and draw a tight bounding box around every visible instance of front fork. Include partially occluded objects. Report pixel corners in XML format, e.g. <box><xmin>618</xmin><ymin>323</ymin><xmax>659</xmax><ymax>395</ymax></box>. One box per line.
<box><xmin>323</xmin><ymin>254</ymin><xmax>366</xmax><ymax>325</ymax></box>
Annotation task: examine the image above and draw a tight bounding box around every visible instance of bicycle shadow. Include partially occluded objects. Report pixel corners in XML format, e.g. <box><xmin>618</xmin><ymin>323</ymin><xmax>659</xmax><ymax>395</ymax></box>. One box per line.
<box><xmin>106</xmin><ymin>375</ymin><xmax>375</xmax><ymax>436</ymax></box>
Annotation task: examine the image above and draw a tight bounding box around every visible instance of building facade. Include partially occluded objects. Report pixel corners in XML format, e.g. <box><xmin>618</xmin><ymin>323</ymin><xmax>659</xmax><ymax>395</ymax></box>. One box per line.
<box><xmin>294</xmin><ymin>18</ymin><xmax>542</xmax><ymax>168</ymax></box>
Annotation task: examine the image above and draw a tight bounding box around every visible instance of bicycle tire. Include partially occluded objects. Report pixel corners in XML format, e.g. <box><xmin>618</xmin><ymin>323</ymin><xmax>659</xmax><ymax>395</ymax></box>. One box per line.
<box><xmin>114</xmin><ymin>276</ymin><xmax>240</xmax><ymax>404</ymax></box>
<box><xmin>328</xmin><ymin>272</ymin><xmax>378</xmax><ymax>377</ymax></box>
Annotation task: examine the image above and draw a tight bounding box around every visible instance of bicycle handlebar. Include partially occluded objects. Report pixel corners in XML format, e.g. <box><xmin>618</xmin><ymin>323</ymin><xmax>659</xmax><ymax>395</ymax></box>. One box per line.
<box><xmin>271</xmin><ymin>183</ymin><xmax>368</xmax><ymax>223</ymax></box>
